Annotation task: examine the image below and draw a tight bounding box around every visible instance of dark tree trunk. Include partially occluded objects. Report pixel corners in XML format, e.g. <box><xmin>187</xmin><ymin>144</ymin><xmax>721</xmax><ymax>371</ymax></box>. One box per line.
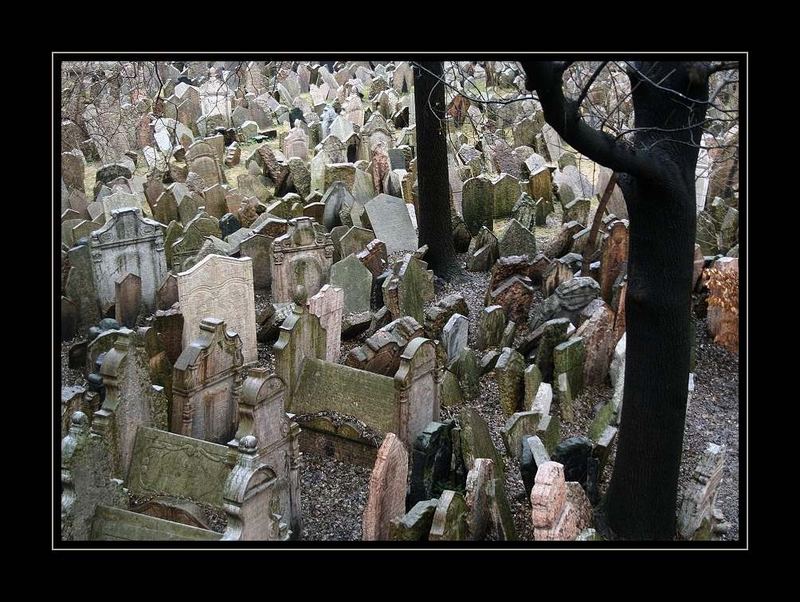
<box><xmin>604</xmin><ymin>62</ymin><xmax>708</xmax><ymax>540</ymax></box>
<box><xmin>522</xmin><ymin>61</ymin><xmax>711</xmax><ymax>539</ymax></box>
<box><xmin>413</xmin><ymin>61</ymin><xmax>460</xmax><ymax>279</ymax></box>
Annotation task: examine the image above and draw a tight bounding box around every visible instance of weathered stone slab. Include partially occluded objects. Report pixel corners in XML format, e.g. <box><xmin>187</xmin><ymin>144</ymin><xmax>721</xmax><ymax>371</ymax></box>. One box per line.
<box><xmin>177</xmin><ymin>254</ymin><xmax>257</xmax><ymax>363</ymax></box>
<box><xmin>363</xmin><ymin>433</ymin><xmax>409</xmax><ymax>541</ymax></box>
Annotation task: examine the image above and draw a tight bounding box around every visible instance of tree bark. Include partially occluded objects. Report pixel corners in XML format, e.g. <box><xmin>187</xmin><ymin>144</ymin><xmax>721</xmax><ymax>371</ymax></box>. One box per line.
<box><xmin>522</xmin><ymin>60</ymin><xmax>711</xmax><ymax>539</ymax></box>
<box><xmin>413</xmin><ymin>61</ymin><xmax>460</xmax><ymax>279</ymax></box>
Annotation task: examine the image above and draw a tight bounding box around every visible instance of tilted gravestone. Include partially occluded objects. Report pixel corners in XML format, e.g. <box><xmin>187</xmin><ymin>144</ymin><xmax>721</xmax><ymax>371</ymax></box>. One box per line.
<box><xmin>365</xmin><ymin>193</ymin><xmax>418</xmax><ymax>255</ymax></box>
<box><xmin>362</xmin><ymin>433</ymin><xmax>409</xmax><ymax>541</ymax></box>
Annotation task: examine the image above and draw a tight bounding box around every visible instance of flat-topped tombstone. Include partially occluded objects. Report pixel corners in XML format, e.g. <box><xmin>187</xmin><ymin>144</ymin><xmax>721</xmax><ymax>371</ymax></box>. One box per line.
<box><xmin>362</xmin><ymin>433</ymin><xmax>409</xmax><ymax>540</ymax></box>
<box><xmin>177</xmin><ymin>254</ymin><xmax>257</xmax><ymax>364</ymax></box>
<box><xmin>365</xmin><ymin>194</ymin><xmax>418</xmax><ymax>255</ymax></box>
<box><xmin>114</xmin><ymin>273</ymin><xmax>142</xmax><ymax>328</ymax></box>
<box><xmin>90</xmin><ymin>208</ymin><xmax>167</xmax><ymax>314</ymax></box>
<box><xmin>271</xmin><ymin>217</ymin><xmax>334</xmax><ymax>303</ymax></box>
<box><xmin>330</xmin><ymin>254</ymin><xmax>372</xmax><ymax>314</ymax></box>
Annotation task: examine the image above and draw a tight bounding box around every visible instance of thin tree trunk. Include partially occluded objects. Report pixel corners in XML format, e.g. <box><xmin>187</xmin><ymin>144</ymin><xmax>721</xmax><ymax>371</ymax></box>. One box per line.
<box><xmin>413</xmin><ymin>61</ymin><xmax>460</xmax><ymax>279</ymax></box>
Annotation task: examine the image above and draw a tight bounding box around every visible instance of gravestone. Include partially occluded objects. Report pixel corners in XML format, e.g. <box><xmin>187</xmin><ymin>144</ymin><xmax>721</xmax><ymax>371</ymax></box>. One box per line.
<box><xmin>466</xmin><ymin>227</ymin><xmax>499</xmax><ymax>272</ymax></box>
<box><xmin>462</xmin><ymin>175</ymin><xmax>494</xmax><ymax>236</ymax></box>
<box><xmin>330</xmin><ymin>254</ymin><xmax>372</xmax><ymax>314</ymax></box>
<box><xmin>493</xmin><ymin>173</ymin><xmax>521</xmax><ymax>217</ymax></box>
<box><xmin>678</xmin><ymin>443</ymin><xmax>728</xmax><ymax>540</ymax></box>
<box><xmin>172</xmin><ymin>317</ymin><xmax>243</xmax><ymax>443</ymax></box>
<box><xmin>94</xmin><ymin>328</ymin><xmax>170</xmax><ymax>478</ymax></box>
<box><xmin>271</xmin><ymin>217</ymin><xmax>334</xmax><ymax>303</ymax></box>
<box><xmin>177</xmin><ymin>254</ymin><xmax>257</xmax><ymax>364</ymax></box>
<box><xmin>574</xmin><ymin>302</ymin><xmax>615</xmax><ymax>386</ymax></box>
<box><xmin>477</xmin><ymin>305</ymin><xmax>506</xmax><ymax>350</ymax></box>
<box><xmin>495</xmin><ymin>347</ymin><xmax>525</xmax><ymax>416</ymax></box>
<box><xmin>408</xmin><ymin>421</ymin><xmax>455</xmax><ymax>506</ymax></box>
<box><xmin>65</xmin><ymin>242</ymin><xmax>102</xmax><ymax>334</ymax></box>
<box><xmin>345</xmin><ymin>316</ymin><xmax>424</xmax><ymax>376</ymax></box>
<box><xmin>89</xmin><ymin>208</ymin><xmax>167</xmax><ymax>314</ymax></box>
<box><xmin>338</xmin><ymin>227</ymin><xmax>375</xmax><ymax>259</ymax></box>
<box><xmin>501</xmin><ymin>411</ymin><xmax>543</xmax><ymax>461</ymax></box>
<box><xmin>365</xmin><ymin>194</ymin><xmax>418</xmax><ymax>254</ymax></box>
<box><xmin>423</xmin><ymin>294</ymin><xmax>469</xmax><ymax>341</ymax></box>
<box><xmin>498</xmin><ymin>219</ymin><xmax>537</xmax><ymax>259</ymax></box>
<box><xmin>382</xmin><ymin>254</ymin><xmax>435</xmax><ymax>324</ymax></box>
<box><xmin>307</xmin><ymin>284</ymin><xmax>344</xmax><ymax>362</ymax></box>
<box><xmin>362</xmin><ymin>433</ymin><xmax>409</xmax><ymax>541</ymax></box>
<box><xmin>114</xmin><ymin>273</ymin><xmax>142</xmax><ymax>328</ymax></box>
<box><xmin>441</xmin><ymin>313</ymin><xmax>469</xmax><ymax>368</ymax></box>
<box><xmin>239</xmin><ymin>233</ymin><xmax>274</xmax><ymax>291</ymax></box>
<box><xmin>274</xmin><ymin>293</ymin><xmax>328</xmax><ymax>401</ymax></box>
<box><xmin>170</xmin><ymin>211</ymin><xmax>222</xmax><ymax>271</ymax></box>
<box><xmin>599</xmin><ymin>220</ymin><xmax>629</xmax><ymax>303</ymax></box>
<box><xmin>428</xmin><ymin>491</ymin><xmax>468</xmax><ymax>541</ymax></box>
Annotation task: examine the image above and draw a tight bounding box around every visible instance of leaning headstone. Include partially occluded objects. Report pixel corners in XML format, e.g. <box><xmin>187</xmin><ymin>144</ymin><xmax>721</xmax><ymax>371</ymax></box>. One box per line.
<box><xmin>382</xmin><ymin>254</ymin><xmax>435</xmax><ymax>324</ymax></box>
<box><xmin>389</xmin><ymin>499</ymin><xmax>439</xmax><ymax>541</ymax></box>
<box><xmin>428</xmin><ymin>490</ymin><xmax>468</xmax><ymax>541</ymax></box>
<box><xmin>678</xmin><ymin>443</ymin><xmax>728</xmax><ymax>540</ymax></box>
<box><xmin>458</xmin><ymin>407</ymin><xmax>517</xmax><ymax>540</ymax></box>
<box><xmin>477</xmin><ymin>305</ymin><xmax>506</xmax><ymax>350</ymax></box>
<box><xmin>441</xmin><ymin>313</ymin><xmax>469</xmax><ymax>368</ymax></box>
<box><xmin>365</xmin><ymin>194</ymin><xmax>418</xmax><ymax>254</ymax></box>
<box><xmin>330</xmin><ymin>254</ymin><xmax>372</xmax><ymax>314</ymax></box>
<box><xmin>466</xmin><ymin>227</ymin><xmax>499</xmax><ymax>272</ymax></box>
<box><xmin>495</xmin><ymin>347</ymin><xmax>525</xmax><ymax>416</ymax></box>
<box><xmin>465</xmin><ymin>458</ymin><xmax>495</xmax><ymax>540</ymax></box>
<box><xmin>553</xmin><ymin>337</ymin><xmax>585</xmax><ymax>420</ymax></box>
<box><xmin>423</xmin><ymin>294</ymin><xmax>469</xmax><ymax>341</ymax></box>
<box><xmin>409</xmin><ymin>421</ymin><xmax>455</xmax><ymax>506</ymax></box>
<box><xmin>363</xmin><ymin>433</ymin><xmax>409</xmax><ymax>541</ymax></box>
<box><xmin>177</xmin><ymin>254</ymin><xmax>257</xmax><ymax>363</ymax></box>
<box><xmin>501</xmin><ymin>411</ymin><xmax>542</xmax><ymax>461</ymax></box>
<box><xmin>520</xmin><ymin>435</ymin><xmax>550</xmax><ymax>498</ymax></box>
